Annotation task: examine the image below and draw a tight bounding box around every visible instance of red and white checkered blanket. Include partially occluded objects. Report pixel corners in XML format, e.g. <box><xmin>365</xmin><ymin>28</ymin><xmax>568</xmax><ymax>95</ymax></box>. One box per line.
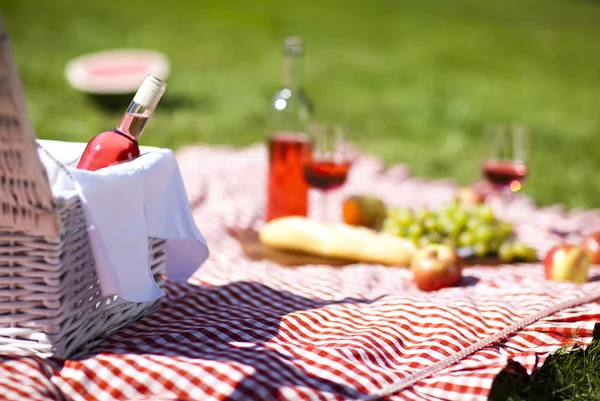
<box><xmin>2</xmin><ymin>144</ymin><xmax>600</xmax><ymax>401</ymax></box>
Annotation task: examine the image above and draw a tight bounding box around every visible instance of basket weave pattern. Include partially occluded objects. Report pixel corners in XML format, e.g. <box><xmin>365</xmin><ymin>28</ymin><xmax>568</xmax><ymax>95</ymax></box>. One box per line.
<box><xmin>0</xmin><ymin>19</ymin><xmax>167</xmax><ymax>359</ymax></box>
<box><xmin>0</xmin><ymin>27</ymin><xmax>58</xmax><ymax>239</ymax></box>
<box><xmin>0</xmin><ymin>196</ymin><xmax>166</xmax><ymax>358</ymax></box>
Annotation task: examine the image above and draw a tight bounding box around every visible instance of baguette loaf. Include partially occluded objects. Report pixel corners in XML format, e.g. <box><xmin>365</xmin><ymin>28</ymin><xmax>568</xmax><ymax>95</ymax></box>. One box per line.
<box><xmin>258</xmin><ymin>216</ymin><xmax>415</xmax><ymax>266</ymax></box>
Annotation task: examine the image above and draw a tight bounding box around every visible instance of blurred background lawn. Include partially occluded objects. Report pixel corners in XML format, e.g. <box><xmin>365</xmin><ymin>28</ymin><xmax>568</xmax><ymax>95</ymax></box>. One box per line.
<box><xmin>2</xmin><ymin>0</ymin><xmax>600</xmax><ymax>209</ymax></box>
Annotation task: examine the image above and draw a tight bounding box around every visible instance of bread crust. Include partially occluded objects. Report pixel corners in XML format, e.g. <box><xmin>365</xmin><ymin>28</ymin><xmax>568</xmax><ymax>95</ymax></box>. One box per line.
<box><xmin>258</xmin><ymin>217</ymin><xmax>415</xmax><ymax>266</ymax></box>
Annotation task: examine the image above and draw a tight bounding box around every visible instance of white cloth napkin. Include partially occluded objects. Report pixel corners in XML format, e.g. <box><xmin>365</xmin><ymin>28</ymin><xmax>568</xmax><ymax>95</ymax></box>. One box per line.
<box><xmin>37</xmin><ymin>139</ymin><xmax>209</xmax><ymax>303</ymax></box>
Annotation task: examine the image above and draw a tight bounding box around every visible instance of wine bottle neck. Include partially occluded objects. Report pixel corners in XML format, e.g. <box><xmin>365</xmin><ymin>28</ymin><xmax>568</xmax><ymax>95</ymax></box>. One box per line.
<box><xmin>282</xmin><ymin>39</ymin><xmax>304</xmax><ymax>90</ymax></box>
<box><xmin>116</xmin><ymin>75</ymin><xmax>166</xmax><ymax>139</ymax></box>
<box><xmin>283</xmin><ymin>55</ymin><xmax>304</xmax><ymax>89</ymax></box>
<box><xmin>116</xmin><ymin>102</ymin><xmax>150</xmax><ymax>139</ymax></box>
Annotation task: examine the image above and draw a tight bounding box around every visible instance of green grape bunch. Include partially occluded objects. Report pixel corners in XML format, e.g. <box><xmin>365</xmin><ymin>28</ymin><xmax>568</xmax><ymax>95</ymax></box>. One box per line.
<box><xmin>382</xmin><ymin>202</ymin><xmax>537</xmax><ymax>263</ymax></box>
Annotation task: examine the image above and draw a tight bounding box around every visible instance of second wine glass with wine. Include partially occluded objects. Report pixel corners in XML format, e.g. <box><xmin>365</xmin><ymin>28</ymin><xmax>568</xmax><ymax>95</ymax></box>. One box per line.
<box><xmin>481</xmin><ymin>124</ymin><xmax>529</xmax><ymax>202</ymax></box>
<box><xmin>303</xmin><ymin>124</ymin><xmax>352</xmax><ymax>221</ymax></box>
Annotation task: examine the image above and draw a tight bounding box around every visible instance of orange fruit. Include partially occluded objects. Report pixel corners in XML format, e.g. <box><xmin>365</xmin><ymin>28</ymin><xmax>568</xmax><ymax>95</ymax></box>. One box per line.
<box><xmin>342</xmin><ymin>195</ymin><xmax>387</xmax><ymax>230</ymax></box>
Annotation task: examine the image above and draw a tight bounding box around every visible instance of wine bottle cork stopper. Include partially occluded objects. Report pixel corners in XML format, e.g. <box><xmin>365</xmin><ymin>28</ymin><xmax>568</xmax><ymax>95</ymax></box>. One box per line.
<box><xmin>284</xmin><ymin>36</ymin><xmax>303</xmax><ymax>47</ymax></box>
<box><xmin>133</xmin><ymin>75</ymin><xmax>167</xmax><ymax>108</ymax></box>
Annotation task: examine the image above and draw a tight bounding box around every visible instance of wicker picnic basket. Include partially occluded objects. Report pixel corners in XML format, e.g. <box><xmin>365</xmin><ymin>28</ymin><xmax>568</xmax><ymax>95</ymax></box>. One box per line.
<box><xmin>0</xmin><ymin>22</ymin><xmax>166</xmax><ymax>359</ymax></box>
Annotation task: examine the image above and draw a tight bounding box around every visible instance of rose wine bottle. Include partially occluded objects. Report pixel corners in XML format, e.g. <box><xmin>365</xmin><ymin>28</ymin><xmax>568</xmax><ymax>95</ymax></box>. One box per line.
<box><xmin>76</xmin><ymin>75</ymin><xmax>167</xmax><ymax>171</ymax></box>
<box><xmin>265</xmin><ymin>37</ymin><xmax>314</xmax><ymax>222</ymax></box>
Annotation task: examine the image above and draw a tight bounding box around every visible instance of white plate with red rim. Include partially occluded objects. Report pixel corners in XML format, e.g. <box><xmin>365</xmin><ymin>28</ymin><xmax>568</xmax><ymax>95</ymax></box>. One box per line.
<box><xmin>65</xmin><ymin>48</ymin><xmax>170</xmax><ymax>95</ymax></box>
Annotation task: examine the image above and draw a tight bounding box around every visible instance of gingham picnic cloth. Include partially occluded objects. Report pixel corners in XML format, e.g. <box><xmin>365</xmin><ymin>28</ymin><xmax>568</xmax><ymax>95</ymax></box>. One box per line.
<box><xmin>2</xmin><ymin>144</ymin><xmax>600</xmax><ymax>401</ymax></box>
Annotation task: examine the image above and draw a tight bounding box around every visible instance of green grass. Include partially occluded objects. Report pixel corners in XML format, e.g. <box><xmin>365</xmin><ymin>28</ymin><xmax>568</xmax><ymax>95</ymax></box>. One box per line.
<box><xmin>2</xmin><ymin>0</ymin><xmax>600</xmax><ymax>208</ymax></box>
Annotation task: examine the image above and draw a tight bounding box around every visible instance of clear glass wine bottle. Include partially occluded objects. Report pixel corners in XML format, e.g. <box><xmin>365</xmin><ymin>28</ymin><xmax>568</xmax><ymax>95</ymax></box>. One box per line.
<box><xmin>265</xmin><ymin>36</ymin><xmax>315</xmax><ymax>222</ymax></box>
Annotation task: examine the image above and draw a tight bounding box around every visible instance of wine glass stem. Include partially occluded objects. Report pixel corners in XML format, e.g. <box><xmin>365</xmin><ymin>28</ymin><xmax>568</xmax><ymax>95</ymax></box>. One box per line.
<box><xmin>494</xmin><ymin>186</ymin><xmax>513</xmax><ymax>219</ymax></box>
<box><xmin>321</xmin><ymin>190</ymin><xmax>329</xmax><ymax>221</ymax></box>
<box><xmin>503</xmin><ymin>188</ymin><xmax>513</xmax><ymax>202</ymax></box>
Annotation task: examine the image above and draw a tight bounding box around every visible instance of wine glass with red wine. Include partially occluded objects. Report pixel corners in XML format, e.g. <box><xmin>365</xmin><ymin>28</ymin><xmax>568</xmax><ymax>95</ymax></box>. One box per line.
<box><xmin>302</xmin><ymin>124</ymin><xmax>352</xmax><ymax>221</ymax></box>
<box><xmin>481</xmin><ymin>124</ymin><xmax>529</xmax><ymax>203</ymax></box>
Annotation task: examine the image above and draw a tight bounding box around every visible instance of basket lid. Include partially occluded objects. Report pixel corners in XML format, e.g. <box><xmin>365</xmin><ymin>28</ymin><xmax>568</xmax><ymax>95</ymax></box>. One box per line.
<box><xmin>0</xmin><ymin>16</ymin><xmax>59</xmax><ymax>238</ymax></box>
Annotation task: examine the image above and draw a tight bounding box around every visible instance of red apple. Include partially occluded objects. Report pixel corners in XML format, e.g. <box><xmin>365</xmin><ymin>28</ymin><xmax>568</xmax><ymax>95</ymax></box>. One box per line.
<box><xmin>543</xmin><ymin>244</ymin><xmax>590</xmax><ymax>283</ymax></box>
<box><xmin>411</xmin><ymin>244</ymin><xmax>463</xmax><ymax>291</ymax></box>
<box><xmin>581</xmin><ymin>231</ymin><xmax>600</xmax><ymax>265</ymax></box>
